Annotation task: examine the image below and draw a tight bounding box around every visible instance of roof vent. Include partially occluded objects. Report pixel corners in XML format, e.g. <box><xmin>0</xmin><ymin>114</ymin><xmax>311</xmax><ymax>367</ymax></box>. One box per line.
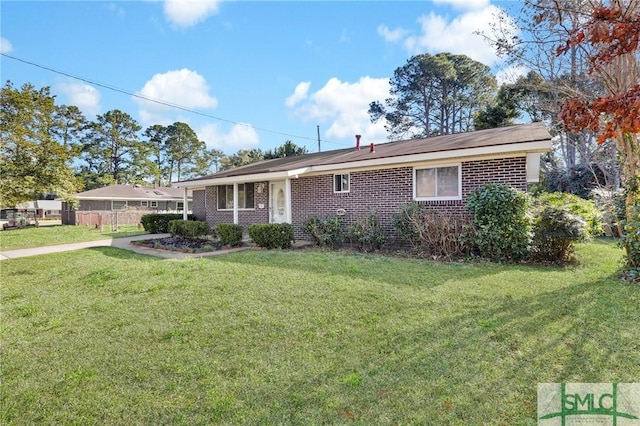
<box><xmin>355</xmin><ymin>134</ymin><xmax>361</xmax><ymax>151</ymax></box>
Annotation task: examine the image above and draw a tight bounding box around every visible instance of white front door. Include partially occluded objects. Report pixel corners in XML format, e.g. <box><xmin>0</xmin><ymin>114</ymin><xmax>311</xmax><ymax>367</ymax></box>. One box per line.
<box><xmin>270</xmin><ymin>181</ymin><xmax>287</xmax><ymax>224</ymax></box>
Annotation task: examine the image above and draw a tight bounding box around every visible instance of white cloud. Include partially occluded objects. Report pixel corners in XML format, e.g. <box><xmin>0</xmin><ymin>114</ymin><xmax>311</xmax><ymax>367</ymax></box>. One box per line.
<box><xmin>197</xmin><ymin>122</ymin><xmax>259</xmax><ymax>152</ymax></box>
<box><xmin>285</xmin><ymin>82</ymin><xmax>311</xmax><ymax>108</ymax></box>
<box><xmin>377</xmin><ymin>25</ymin><xmax>409</xmax><ymax>43</ymax></box>
<box><xmin>379</xmin><ymin>4</ymin><xmax>518</xmax><ymax>67</ymax></box>
<box><xmin>57</xmin><ymin>80</ymin><xmax>101</xmax><ymax>117</ymax></box>
<box><xmin>287</xmin><ymin>77</ymin><xmax>390</xmax><ymax>143</ymax></box>
<box><xmin>134</xmin><ymin>68</ymin><xmax>218</xmax><ymax>127</ymax></box>
<box><xmin>163</xmin><ymin>0</ymin><xmax>221</xmax><ymax>28</ymax></box>
<box><xmin>1</xmin><ymin>37</ymin><xmax>13</xmax><ymax>54</ymax></box>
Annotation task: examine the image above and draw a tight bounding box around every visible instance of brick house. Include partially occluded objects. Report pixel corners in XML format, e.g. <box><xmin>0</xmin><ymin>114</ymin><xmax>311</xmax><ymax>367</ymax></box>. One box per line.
<box><xmin>174</xmin><ymin>123</ymin><xmax>552</xmax><ymax>240</ymax></box>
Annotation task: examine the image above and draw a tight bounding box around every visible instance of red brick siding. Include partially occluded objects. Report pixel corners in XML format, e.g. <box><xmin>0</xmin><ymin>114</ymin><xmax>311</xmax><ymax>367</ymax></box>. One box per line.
<box><xmin>291</xmin><ymin>156</ymin><xmax>527</xmax><ymax>240</ymax></box>
<box><xmin>200</xmin><ymin>157</ymin><xmax>528</xmax><ymax>240</ymax></box>
<box><xmin>192</xmin><ymin>190</ymin><xmax>206</xmax><ymax>221</ymax></box>
<box><xmin>204</xmin><ymin>182</ymin><xmax>269</xmax><ymax>231</ymax></box>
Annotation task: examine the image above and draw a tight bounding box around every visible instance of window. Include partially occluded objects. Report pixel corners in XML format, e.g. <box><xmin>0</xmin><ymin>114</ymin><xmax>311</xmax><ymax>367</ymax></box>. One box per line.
<box><xmin>141</xmin><ymin>201</ymin><xmax>149</xmax><ymax>208</ymax></box>
<box><xmin>217</xmin><ymin>183</ymin><xmax>255</xmax><ymax>210</ymax></box>
<box><xmin>414</xmin><ymin>165</ymin><xmax>461</xmax><ymax>200</ymax></box>
<box><xmin>150</xmin><ymin>201</ymin><xmax>158</xmax><ymax>208</ymax></box>
<box><xmin>177</xmin><ymin>202</ymin><xmax>184</xmax><ymax>211</ymax></box>
<box><xmin>334</xmin><ymin>174</ymin><xmax>350</xmax><ymax>193</ymax></box>
<box><xmin>111</xmin><ymin>200</ymin><xmax>127</xmax><ymax>211</ymax></box>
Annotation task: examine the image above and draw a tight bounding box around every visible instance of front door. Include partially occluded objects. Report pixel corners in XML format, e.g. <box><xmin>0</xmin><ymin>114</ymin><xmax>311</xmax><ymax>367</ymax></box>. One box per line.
<box><xmin>270</xmin><ymin>181</ymin><xmax>287</xmax><ymax>223</ymax></box>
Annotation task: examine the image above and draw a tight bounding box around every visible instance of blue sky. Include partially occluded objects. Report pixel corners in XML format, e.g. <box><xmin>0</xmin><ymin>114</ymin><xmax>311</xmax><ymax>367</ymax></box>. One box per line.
<box><xmin>1</xmin><ymin>0</ymin><xmax>522</xmax><ymax>155</ymax></box>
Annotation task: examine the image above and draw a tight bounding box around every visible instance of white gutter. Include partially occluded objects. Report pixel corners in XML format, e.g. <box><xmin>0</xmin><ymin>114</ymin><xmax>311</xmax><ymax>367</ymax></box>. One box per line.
<box><xmin>173</xmin><ymin>167</ymin><xmax>311</xmax><ymax>188</ymax></box>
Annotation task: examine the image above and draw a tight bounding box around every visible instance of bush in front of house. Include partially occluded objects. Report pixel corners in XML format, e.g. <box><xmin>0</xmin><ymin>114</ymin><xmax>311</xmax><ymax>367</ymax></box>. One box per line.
<box><xmin>531</xmin><ymin>205</ymin><xmax>587</xmax><ymax>262</ymax></box>
<box><xmin>168</xmin><ymin>220</ymin><xmax>210</xmax><ymax>239</ymax></box>
<box><xmin>348</xmin><ymin>210</ymin><xmax>386</xmax><ymax>252</ymax></box>
<box><xmin>141</xmin><ymin>213</ymin><xmax>195</xmax><ymax>233</ymax></box>
<box><xmin>216</xmin><ymin>223</ymin><xmax>243</xmax><ymax>247</ymax></box>
<box><xmin>392</xmin><ymin>202</ymin><xmax>473</xmax><ymax>257</ymax></box>
<box><xmin>533</xmin><ymin>192</ymin><xmax>603</xmax><ymax>237</ymax></box>
<box><xmin>302</xmin><ymin>216</ymin><xmax>344</xmax><ymax>248</ymax></box>
<box><xmin>466</xmin><ymin>183</ymin><xmax>531</xmax><ymax>261</ymax></box>
<box><xmin>248</xmin><ymin>223</ymin><xmax>295</xmax><ymax>249</ymax></box>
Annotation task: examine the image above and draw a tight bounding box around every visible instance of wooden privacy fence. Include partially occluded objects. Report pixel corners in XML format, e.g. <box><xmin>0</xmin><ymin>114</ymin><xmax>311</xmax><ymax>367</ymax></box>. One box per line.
<box><xmin>63</xmin><ymin>210</ymin><xmax>154</xmax><ymax>229</ymax></box>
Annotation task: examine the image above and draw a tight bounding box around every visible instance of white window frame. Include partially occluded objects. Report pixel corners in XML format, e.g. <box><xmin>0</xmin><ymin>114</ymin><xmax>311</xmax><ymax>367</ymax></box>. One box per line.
<box><xmin>141</xmin><ymin>201</ymin><xmax>149</xmax><ymax>208</ymax></box>
<box><xmin>413</xmin><ymin>164</ymin><xmax>462</xmax><ymax>201</ymax></box>
<box><xmin>177</xmin><ymin>201</ymin><xmax>184</xmax><ymax>211</ymax></box>
<box><xmin>111</xmin><ymin>200</ymin><xmax>127</xmax><ymax>211</ymax></box>
<box><xmin>217</xmin><ymin>183</ymin><xmax>255</xmax><ymax>211</ymax></box>
<box><xmin>150</xmin><ymin>201</ymin><xmax>158</xmax><ymax>208</ymax></box>
<box><xmin>333</xmin><ymin>173</ymin><xmax>350</xmax><ymax>193</ymax></box>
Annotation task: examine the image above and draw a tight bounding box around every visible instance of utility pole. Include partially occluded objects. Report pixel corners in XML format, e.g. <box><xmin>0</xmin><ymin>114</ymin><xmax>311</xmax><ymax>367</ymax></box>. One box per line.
<box><xmin>317</xmin><ymin>125</ymin><xmax>321</xmax><ymax>152</ymax></box>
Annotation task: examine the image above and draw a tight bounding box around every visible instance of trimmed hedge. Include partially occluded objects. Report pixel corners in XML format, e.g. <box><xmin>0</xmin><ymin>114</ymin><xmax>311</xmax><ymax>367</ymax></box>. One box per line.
<box><xmin>141</xmin><ymin>213</ymin><xmax>195</xmax><ymax>233</ymax></box>
<box><xmin>248</xmin><ymin>223</ymin><xmax>295</xmax><ymax>249</ymax></box>
<box><xmin>216</xmin><ymin>223</ymin><xmax>243</xmax><ymax>247</ymax></box>
<box><xmin>168</xmin><ymin>220</ymin><xmax>210</xmax><ymax>238</ymax></box>
<box><xmin>302</xmin><ymin>216</ymin><xmax>344</xmax><ymax>248</ymax></box>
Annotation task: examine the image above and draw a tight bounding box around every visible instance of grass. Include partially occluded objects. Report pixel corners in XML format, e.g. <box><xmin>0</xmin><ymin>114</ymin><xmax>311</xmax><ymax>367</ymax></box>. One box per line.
<box><xmin>1</xmin><ymin>239</ymin><xmax>639</xmax><ymax>425</ymax></box>
<box><xmin>0</xmin><ymin>224</ymin><xmax>148</xmax><ymax>250</ymax></box>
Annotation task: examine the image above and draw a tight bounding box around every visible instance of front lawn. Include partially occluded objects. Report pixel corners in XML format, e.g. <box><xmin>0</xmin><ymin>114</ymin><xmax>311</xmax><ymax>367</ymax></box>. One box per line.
<box><xmin>0</xmin><ymin>224</ymin><xmax>148</xmax><ymax>250</ymax></box>
<box><xmin>1</xmin><ymin>240</ymin><xmax>638</xmax><ymax>424</ymax></box>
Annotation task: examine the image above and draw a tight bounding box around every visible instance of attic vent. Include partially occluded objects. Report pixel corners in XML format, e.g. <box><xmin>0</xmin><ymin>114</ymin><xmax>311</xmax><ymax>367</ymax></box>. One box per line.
<box><xmin>153</xmin><ymin>190</ymin><xmax>163</xmax><ymax>195</ymax></box>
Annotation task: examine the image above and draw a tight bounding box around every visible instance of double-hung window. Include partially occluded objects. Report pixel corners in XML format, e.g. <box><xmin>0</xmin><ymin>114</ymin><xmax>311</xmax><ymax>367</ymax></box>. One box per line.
<box><xmin>334</xmin><ymin>174</ymin><xmax>350</xmax><ymax>193</ymax></box>
<box><xmin>414</xmin><ymin>165</ymin><xmax>461</xmax><ymax>200</ymax></box>
<box><xmin>111</xmin><ymin>200</ymin><xmax>127</xmax><ymax>211</ymax></box>
<box><xmin>217</xmin><ymin>183</ymin><xmax>255</xmax><ymax>210</ymax></box>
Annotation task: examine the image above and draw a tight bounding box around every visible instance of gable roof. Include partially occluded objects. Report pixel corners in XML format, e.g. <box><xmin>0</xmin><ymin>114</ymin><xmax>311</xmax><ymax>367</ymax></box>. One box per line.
<box><xmin>175</xmin><ymin>123</ymin><xmax>552</xmax><ymax>188</ymax></box>
<box><xmin>73</xmin><ymin>185</ymin><xmax>191</xmax><ymax>201</ymax></box>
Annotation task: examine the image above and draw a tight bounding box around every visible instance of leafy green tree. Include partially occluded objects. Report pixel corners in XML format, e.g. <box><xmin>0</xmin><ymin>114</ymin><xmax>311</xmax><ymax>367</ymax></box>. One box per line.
<box><xmin>0</xmin><ymin>81</ymin><xmax>81</xmax><ymax>206</ymax></box>
<box><xmin>165</xmin><ymin>122</ymin><xmax>203</xmax><ymax>182</ymax></box>
<box><xmin>369</xmin><ymin>52</ymin><xmax>496</xmax><ymax>139</ymax></box>
<box><xmin>143</xmin><ymin>124</ymin><xmax>169</xmax><ymax>187</ymax></box>
<box><xmin>474</xmin><ymin>84</ymin><xmax>520</xmax><ymax>130</ymax></box>
<box><xmin>264</xmin><ymin>140</ymin><xmax>308</xmax><ymax>159</ymax></box>
<box><xmin>81</xmin><ymin>109</ymin><xmax>145</xmax><ymax>185</ymax></box>
<box><xmin>220</xmin><ymin>148</ymin><xmax>264</xmax><ymax>171</ymax></box>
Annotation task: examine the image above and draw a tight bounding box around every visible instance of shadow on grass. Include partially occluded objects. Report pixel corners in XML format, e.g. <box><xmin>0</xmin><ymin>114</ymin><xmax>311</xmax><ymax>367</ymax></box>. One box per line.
<box><xmin>206</xmin><ymin>247</ymin><xmax>577</xmax><ymax>290</ymax></box>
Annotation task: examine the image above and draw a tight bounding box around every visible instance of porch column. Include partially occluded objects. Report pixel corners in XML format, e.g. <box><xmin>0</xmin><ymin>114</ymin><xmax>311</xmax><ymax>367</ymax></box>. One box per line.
<box><xmin>233</xmin><ymin>183</ymin><xmax>239</xmax><ymax>224</ymax></box>
<box><xmin>285</xmin><ymin>178</ymin><xmax>292</xmax><ymax>223</ymax></box>
<box><xmin>182</xmin><ymin>187</ymin><xmax>188</xmax><ymax>220</ymax></box>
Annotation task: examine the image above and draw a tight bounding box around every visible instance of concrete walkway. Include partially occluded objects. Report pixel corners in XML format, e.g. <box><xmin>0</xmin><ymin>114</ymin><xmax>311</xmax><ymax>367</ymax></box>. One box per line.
<box><xmin>0</xmin><ymin>234</ymin><xmax>252</xmax><ymax>261</ymax></box>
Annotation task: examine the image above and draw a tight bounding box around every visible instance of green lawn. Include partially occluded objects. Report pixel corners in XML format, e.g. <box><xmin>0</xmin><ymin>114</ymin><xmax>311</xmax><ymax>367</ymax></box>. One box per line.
<box><xmin>0</xmin><ymin>224</ymin><xmax>148</xmax><ymax>250</ymax></box>
<box><xmin>1</xmin><ymin>240</ymin><xmax>638</xmax><ymax>425</ymax></box>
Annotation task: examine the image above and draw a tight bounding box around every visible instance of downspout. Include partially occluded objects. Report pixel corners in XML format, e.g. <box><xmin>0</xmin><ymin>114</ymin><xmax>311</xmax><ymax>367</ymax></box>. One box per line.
<box><xmin>182</xmin><ymin>187</ymin><xmax>188</xmax><ymax>220</ymax></box>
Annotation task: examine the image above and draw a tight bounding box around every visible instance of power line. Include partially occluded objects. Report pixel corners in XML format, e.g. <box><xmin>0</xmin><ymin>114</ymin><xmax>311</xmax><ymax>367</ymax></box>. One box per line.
<box><xmin>1</xmin><ymin>52</ymin><xmax>352</xmax><ymax>148</ymax></box>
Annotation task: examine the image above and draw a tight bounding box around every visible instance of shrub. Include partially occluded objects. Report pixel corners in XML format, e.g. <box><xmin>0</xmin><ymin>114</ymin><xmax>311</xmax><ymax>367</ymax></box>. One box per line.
<box><xmin>216</xmin><ymin>223</ymin><xmax>243</xmax><ymax>247</ymax></box>
<box><xmin>391</xmin><ymin>202</ymin><xmax>426</xmax><ymax>251</ymax></box>
<box><xmin>392</xmin><ymin>202</ymin><xmax>473</xmax><ymax>257</ymax></box>
<box><xmin>348</xmin><ymin>211</ymin><xmax>386</xmax><ymax>252</ymax></box>
<box><xmin>141</xmin><ymin>213</ymin><xmax>195</xmax><ymax>233</ymax></box>
<box><xmin>620</xmin><ymin>202</ymin><xmax>640</xmax><ymax>282</ymax></box>
<box><xmin>531</xmin><ymin>206</ymin><xmax>587</xmax><ymax>262</ymax></box>
<box><xmin>534</xmin><ymin>192</ymin><xmax>603</xmax><ymax>237</ymax></box>
<box><xmin>591</xmin><ymin>188</ymin><xmax>626</xmax><ymax>237</ymax></box>
<box><xmin>248</xmin><ymin>223</ymin><xmax>295</xmax><ymax>249</ymax></box>
<box><xmin>466</xmin><ymin>183</ymin><xmax>531</xmax><ymax>261</ymax></box>
<box><xmin>168</xmin><ymin>220</ymin><xmax>210</xmax><ymax>239</ymax></box>
<box><xmin>302</xmin><ymin>216</ymin><xmax>344</xmax><ymax>248</ymax></box>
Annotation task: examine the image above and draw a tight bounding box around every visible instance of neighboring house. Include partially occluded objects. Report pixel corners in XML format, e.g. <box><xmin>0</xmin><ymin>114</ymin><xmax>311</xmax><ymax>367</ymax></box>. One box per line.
<box><xmin>174</xmin><ymin>123</ymin><xmax>552</xmax><ymax>240</ymax></box>
<box><xmin>61</xmin><ymin>184</ymin><xmax>192</xmax><ymax>225</ymax></box>
<box><xmin>1</xmin><ymin>200</ymin><xmax>62</xmax><ymax>219</ymax></box>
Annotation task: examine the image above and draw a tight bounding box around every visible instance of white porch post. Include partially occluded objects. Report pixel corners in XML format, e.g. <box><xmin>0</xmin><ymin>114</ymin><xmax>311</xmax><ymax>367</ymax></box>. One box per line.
<box><xmin>182</xmin><ymin>187</ymin><xmax>188</xmax><ymax>220</ymax></box>
<box><xmin>285</xmin><ymin>178</ymin><xmax>292</xmax><ymax>223</ymax></box>
<box><xmin>233</xmin><ymin>183</ymin><xmax>239</xmax><ymax>224</ymax></box>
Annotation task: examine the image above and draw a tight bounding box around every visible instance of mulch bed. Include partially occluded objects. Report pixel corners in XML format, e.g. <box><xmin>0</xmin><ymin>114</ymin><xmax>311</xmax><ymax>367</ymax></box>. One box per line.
<box><xmin>131</xmin><ymin>237</ymin><xmax>241</xmax><ymax>253</ymax></box>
